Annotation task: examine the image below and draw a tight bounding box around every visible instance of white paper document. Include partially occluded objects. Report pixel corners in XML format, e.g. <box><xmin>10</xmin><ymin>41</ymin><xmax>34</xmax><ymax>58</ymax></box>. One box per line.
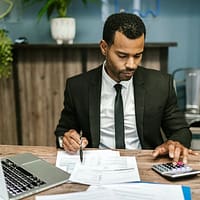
<box><xmin>69</xmin><ymin>156</ymin><xmax>140</xmax><ymax>185</ymax></box>
<box><xmin>56</xmin><ymin>149</ymin><xmax>120</xmax><ymax>173</ymax></box>
<box><xmin>35</xmin><ymin>188</ymin><xmax>117</xmax><ymax>200</ymax></box>
<box><xmin>88</xmin><ymin>183</ymin><xmax>186</xmax><ymax>200</ymax></box>
<box><xmin>36</xmin><ymin>182</ymin><xmax>187</xmax><ymax>200</ymax></box>
<box><xmin>56</xmin><ymin>150</ymin><xmax>140</xmax><ymax>185</ymax></box>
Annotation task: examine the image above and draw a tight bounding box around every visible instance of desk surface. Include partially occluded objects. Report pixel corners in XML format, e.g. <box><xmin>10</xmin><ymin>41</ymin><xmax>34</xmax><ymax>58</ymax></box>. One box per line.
<box><xmin>0</xmin><ymin>145</ymin><xmax>200</xmax><ymax>200</ymax></box>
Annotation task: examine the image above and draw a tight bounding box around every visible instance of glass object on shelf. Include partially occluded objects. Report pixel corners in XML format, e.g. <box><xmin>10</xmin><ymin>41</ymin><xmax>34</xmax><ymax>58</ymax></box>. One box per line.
<box><xmin>101</xmin><ymin>0</ymin><xmax>160</xmax><ymax>22</ymax></box>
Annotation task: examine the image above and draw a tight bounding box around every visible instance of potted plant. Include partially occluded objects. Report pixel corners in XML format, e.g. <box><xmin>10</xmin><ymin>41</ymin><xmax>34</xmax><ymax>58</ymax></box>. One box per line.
<box><xmin>0</xmin><ymin>29</ymin><xmax>13</xmax><ymax>78</ymax></box>
<box><xmin>0</xmin><ymin>0</ymin><xmax>13</xmax><ymax>78</ymax></box>
<box><xmin>23</xmin><ymin>0</ymin><xmax>96</xmax><ymax>44</ymax></box>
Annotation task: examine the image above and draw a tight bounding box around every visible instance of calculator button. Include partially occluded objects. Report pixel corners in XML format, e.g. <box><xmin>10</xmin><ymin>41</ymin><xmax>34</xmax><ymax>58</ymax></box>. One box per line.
<box><xmin>177</xmin><ymin>161</ymin><xmax>184</xmax><ymax>166</ymax></box>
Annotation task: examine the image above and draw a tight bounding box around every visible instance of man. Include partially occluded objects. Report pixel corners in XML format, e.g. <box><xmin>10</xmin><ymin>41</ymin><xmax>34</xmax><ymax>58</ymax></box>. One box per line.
<box><xmin>55</xmin><ymin>12</ymin><xmax>197</xmax><ymax>164</ymax></box>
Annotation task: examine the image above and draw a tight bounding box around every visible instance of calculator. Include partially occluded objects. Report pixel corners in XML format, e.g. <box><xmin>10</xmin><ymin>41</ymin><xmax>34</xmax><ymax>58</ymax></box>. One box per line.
<box><xmin>152</xmin><ymin>161</ymin><xmax>200</xmax><ymax>179</ymax></box>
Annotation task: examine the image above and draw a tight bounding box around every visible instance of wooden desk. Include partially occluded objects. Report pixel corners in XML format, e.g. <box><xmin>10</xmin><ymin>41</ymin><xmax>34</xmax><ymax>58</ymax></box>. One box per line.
<box><xmin>0</xmin><ymin>145</ymin><xmax>199</xmax><ymax>200</ymax></box>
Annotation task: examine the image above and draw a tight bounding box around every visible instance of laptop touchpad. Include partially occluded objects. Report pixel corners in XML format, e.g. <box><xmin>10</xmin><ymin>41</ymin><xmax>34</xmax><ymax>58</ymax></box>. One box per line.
<box><xmin>23</xmin><ymin>159</ymin><xmax>67</xmax><ymax>182</ymax></box>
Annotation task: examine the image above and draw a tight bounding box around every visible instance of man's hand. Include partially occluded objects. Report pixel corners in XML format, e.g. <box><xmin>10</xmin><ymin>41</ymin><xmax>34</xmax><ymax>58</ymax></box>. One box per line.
<box><xmin>152</xmin><ymin>140</ymin><xmax>198</xmax><ymax>164</ymax></box>
<box><xmin>62</xmin><ymin>129</ymin><xmax>88</xmax><ymax>154</ymax></box>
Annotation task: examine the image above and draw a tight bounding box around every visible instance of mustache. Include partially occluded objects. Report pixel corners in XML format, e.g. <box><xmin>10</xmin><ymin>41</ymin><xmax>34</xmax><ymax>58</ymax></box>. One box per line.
<box><xmin>122</xmin><ymin>68</ymin><xmax>136</xmax><ymax>73</ymax></box>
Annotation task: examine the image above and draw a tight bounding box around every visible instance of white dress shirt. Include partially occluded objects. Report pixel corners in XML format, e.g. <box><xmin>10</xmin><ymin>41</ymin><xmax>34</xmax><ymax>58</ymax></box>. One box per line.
<box><xmin>99</xmin><ymin>63</ymin><xmax>141</xmax><ymax>149</ymax></box>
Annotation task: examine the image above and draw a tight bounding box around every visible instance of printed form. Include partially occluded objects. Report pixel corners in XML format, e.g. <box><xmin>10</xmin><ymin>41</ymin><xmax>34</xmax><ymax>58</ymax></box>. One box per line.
<box><xmin>56</xmin><ymin>149</ymin><xmax>140</xmax><ymax>185</ymax></box>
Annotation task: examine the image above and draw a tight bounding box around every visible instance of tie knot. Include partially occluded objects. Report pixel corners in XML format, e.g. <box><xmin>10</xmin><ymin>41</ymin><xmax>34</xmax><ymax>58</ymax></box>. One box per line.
<box><xmin>114</xmin><ymin>84</ymin><xmax>122</xmax><ymax>93</ymax></box>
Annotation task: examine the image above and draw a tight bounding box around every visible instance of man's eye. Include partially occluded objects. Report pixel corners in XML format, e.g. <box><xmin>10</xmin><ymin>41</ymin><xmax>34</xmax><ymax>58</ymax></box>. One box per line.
<box><xmin>134</xmin><ymin>54</ymin><xmax>142</xmax><ymax>58</ymax></box>
<box><xmin>118</xmin><ymin>54</ymin><xmax>126</xmax><ymax>58</ymax></box>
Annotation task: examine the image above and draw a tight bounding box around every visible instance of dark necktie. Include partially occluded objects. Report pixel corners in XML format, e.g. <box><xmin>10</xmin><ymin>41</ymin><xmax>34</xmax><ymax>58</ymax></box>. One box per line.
<box><xmin>114</xmin><ymin>84</ymin><xmax>125</xmax><ymax>149</ymax></box>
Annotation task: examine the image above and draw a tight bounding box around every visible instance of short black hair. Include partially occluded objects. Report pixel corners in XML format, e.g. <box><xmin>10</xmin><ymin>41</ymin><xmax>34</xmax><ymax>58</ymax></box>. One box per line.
<box><xmin>103</xmin><ymin>12</ymin><xmax>146</xmax><ymax>45</ymax></box>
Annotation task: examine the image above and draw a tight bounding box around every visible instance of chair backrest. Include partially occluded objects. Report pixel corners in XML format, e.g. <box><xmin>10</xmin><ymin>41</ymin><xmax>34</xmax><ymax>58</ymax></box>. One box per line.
<box><xmin>172</xmin><ymin>67</ymin><xmax>200</xmax><ymax>114</ymax></box>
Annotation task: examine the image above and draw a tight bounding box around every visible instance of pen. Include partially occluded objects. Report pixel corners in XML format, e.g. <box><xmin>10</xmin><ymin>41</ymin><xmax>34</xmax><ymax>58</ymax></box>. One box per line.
<box><xmin>80</xmin><ymin>132</ymin><xmax>83</xmax><ymax>163</ymax></box>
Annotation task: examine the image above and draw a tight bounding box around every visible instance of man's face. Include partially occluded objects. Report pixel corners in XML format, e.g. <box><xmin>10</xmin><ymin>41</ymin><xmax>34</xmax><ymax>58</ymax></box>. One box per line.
<box><xmin>100</xmin><ymin>31</ymin><xmax>145</xmax><ymax>82</ymax></box>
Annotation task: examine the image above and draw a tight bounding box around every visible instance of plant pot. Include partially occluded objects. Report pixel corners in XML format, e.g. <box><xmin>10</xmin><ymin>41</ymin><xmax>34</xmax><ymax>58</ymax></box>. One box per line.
<box><xmin>50</xmin><ymin>17</ymin><xmax>76</xmax><ymax>44</ymax></box>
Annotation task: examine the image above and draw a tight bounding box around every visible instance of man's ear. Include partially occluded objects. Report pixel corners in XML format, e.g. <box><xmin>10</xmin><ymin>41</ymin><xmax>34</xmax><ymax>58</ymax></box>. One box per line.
<box><xmin>99</xmin><ymin>40</ymin><xmax>108</xmax><ymax>56</ymax></box>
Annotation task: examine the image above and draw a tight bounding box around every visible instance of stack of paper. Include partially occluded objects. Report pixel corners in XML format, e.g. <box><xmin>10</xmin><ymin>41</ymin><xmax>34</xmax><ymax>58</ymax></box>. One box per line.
<box><xmin>35</xmin><ymin>150</ymin><xmax>191</xmax><ymax>200</ymax></box>
<box><xmin>56</xmin><ymin>150</ymin><xmax>140</xmax><ymax>185</ymax></box>
<box><xmin>36</xmin><ymin>182</ymin><xmax>191</xmax><ymax>200</ymax></box>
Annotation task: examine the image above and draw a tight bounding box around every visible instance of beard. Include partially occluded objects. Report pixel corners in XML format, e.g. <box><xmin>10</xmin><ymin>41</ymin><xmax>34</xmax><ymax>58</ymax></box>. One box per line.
<box><xmin>118</xmin><ymin>69</ymin><xmax>135</xmax><ymax>81</ymax></box>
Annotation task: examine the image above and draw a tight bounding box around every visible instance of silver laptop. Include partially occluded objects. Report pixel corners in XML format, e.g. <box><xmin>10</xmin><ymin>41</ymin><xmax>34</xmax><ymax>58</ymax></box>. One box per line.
<box><xmin>0</xmin><ymin>152</ymin><xmax>70</xmax><ymax>200</ymax></box>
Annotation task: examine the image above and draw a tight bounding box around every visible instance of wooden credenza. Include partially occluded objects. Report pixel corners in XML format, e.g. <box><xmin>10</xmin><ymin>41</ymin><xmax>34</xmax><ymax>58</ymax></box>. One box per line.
<box><xmin>0</xmin><ymin>43</ymin><xmax>177</xmax><ymax>146</ymax></box>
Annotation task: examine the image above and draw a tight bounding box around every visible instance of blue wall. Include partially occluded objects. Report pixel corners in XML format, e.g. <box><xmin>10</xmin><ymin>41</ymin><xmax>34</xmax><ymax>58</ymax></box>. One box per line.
<box><xmin>1</xmin><ymin>0</ymin><xmax>200</xmax><ymax>74</ymax></box>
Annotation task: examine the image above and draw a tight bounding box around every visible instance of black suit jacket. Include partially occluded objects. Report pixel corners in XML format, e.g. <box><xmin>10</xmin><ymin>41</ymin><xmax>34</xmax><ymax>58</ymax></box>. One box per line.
<box><xmin>55</xmin><ymin>65</ymin><xmax>192</xmax><ymax>149</ymax></box>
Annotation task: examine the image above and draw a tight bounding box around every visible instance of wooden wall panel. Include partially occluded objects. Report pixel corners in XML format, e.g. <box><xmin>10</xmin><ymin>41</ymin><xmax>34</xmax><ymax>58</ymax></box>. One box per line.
<box><xmin>142</xmin><ymin>48</ymin><xmax>161</xmax><ymax>70</ymax></box>
<box><xmin>0</xmin><ymin>76</ymin><xmax>17</xmax><ymax>144</ymax></box>
<box><xmin>86</xmin><ymin>48</ymin><xmax>104</xmax><ymax>71</ymax></box>
<box><xmin>16</xmin><ymin>48</ymin><xmax>82</xmax><ymax>146</ymax></box>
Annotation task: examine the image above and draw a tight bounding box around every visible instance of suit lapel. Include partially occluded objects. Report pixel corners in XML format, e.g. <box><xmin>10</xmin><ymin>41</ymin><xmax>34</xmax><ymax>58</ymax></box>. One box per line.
<box><xmin>133</xmin><ymin>68</ymin><xmax>145</xmax><ymax>146</ymax></box>
<box><xmin>89</xmin><ymin>66</ymin><xmax>102</xmax><ymax>147</ymax></box>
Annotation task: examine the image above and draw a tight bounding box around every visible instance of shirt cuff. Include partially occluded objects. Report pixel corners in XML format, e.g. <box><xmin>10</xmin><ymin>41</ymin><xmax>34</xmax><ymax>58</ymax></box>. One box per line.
<box><xmin>58</xmin><ymin>136</ymin><xmax>64</xmax><ymax>148</ymax></box>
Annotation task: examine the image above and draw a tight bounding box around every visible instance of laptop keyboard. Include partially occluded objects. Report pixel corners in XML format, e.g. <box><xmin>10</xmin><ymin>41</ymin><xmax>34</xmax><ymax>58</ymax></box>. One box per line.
<box><xmin>1</xmin><ymin>159</ymin><xmax>46</xmax><ymax>196</ymax></box>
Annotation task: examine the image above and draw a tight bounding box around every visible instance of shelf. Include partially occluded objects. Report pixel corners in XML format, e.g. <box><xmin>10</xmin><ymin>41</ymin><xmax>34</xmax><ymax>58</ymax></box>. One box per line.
<box><xmin>13</xmin><ymin>42</ymin><xmax>177</xmax><ymax>49</ymax></box>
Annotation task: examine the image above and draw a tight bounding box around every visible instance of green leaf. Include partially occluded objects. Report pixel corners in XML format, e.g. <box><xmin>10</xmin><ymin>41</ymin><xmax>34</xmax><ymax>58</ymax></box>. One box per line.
<box><xmin>22</xmin><ymin>0</ymin><xmax>98</xmax><ymax>21</ymax></box>
<box><xmin>0</xmin><ymin>29</ymin><xmax>13</xmax><ymax>78</ymax></box>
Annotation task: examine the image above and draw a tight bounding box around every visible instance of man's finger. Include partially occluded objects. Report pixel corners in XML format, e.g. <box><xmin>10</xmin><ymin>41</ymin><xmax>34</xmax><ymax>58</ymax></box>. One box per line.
<box><xmin>172</xmin><ymin>147</ymin><xmax>181</xmax><ymax>164</ymax></box>
<box><xmin>152</xmin><ymin>149</ymin><xmax>159</xmax><ymax>158</ymax></box>
<box><xmin>82</xmin><ymin>138</ymin><xmax>88</xmax><ymax>148</ymax></box>
<box><xmin>182</xmin><ymin>148</ymin><xmax>189</xmax><ymax>164</ymax></box>
<box><xmin>188</xmin><ymin>149</ymin><xmax>199</xmax><ymax>156</ymax></box>
<box><xmin>152</xmin><ymin>146</ymin><xmax>168</xmax><ymax>158</ymax></box>
<box><xmin>63</xmin><ymin>137</ymin><xmax>78</xmax><ymax>152</ymax></box>
<box><xmin>168</xmin><ymin>142</ymin><xmax>176</xmax><ymax>158</ymax></box>
<box><xmin>67</xmin><ymin>130</ymin><xmax>80</xmax><ymax>142</ymax></box>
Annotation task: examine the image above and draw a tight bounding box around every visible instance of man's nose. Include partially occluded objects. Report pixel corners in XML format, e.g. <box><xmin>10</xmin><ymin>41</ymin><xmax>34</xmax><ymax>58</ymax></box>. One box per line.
<box><xmin>125</xmin><ymin>57</ymin><xmax>137</xmax><ymax>69</ymax></box>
